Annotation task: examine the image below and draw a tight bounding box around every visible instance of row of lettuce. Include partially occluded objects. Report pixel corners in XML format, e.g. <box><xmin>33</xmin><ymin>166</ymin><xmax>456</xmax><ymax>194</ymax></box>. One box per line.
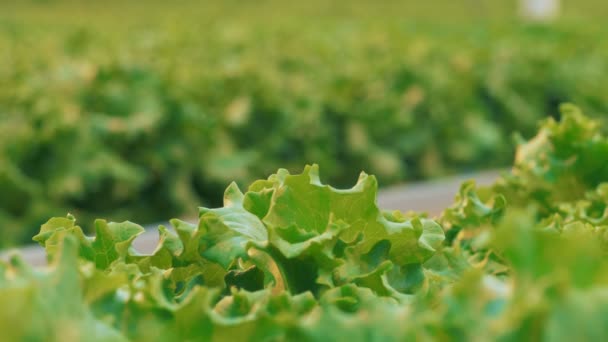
<box><xmin>2</xmin><ymin>20</ymin><xmax>608</xmax><ymax>244</ymax></box>
<box><xmin>2</xmin><ymin>105</ymin><xmax>607</xmax><ymax>340</ymax></box>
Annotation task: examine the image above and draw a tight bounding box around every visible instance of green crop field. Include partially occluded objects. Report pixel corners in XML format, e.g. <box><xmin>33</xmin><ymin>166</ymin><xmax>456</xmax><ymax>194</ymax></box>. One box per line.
<box><xmin>2</xmin><ymin>1</ymin><xmax>608</xmax><ymax>341</ymax></box>
<box><xmin>1</xmin><ymin>0</ymin><xmax>607</xmax><ymax>246</ymax></box>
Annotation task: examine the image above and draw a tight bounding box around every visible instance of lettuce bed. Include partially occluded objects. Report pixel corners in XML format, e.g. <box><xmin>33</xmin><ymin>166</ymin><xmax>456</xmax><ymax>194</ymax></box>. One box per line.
<box><xmin>2</xmin><ymin>16</ymin><xmax>608</xmax><ymax>245</ymax></box>
<box><xmin>2</xmin><ymin>105</ymin><xmax>608</xmax><ymax>341</ymax></box>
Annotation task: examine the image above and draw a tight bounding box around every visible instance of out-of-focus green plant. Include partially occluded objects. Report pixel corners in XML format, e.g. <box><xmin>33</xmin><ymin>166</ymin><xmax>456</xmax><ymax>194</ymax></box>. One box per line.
<box><xmin>2</xmin><ymin>3</ymin><xmax>608</xmax><ymax>245</ymax></box>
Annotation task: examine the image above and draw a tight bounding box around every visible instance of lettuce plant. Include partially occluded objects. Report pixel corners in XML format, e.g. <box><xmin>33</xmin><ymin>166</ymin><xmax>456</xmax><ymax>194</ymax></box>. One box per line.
<box><xmin>1</xmin><ymin>106</ymin><xmax>608</xmax><ymax>341</ymax></box>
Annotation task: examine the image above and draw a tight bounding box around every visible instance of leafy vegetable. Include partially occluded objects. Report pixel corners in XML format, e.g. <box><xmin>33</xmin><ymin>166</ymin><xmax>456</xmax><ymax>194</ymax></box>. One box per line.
<box><xmin>2</xmin><ymin>105</ymin><xmax>608</xmax><ymax>341</ymax></box>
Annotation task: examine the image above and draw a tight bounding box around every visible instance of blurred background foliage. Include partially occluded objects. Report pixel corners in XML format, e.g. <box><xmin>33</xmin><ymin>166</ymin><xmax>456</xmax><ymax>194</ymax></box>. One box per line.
<box><xmin>1</xmin><ymin>0</ymin><xmax>607</xmax><ymax>245</ymax></box>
